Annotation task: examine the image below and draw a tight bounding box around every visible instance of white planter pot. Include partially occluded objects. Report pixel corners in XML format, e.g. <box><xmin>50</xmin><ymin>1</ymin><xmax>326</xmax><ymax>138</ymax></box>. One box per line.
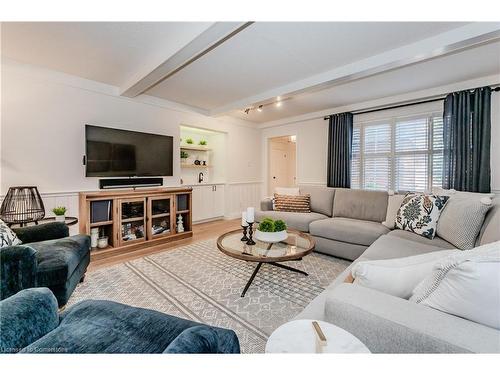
<box><xmin>97</xmin><ymin>236</ymin><xmax>109</xmax><ymax>249</ymax></box>
<box><xmin>254</xmin><ymin>230</ymin><xmax>288</xmax><ymax>243</ymax></box>
<box><xmin>55</xmin><ymin>215</ymin><xmax>65</xmax><ymax>222</ymax></box>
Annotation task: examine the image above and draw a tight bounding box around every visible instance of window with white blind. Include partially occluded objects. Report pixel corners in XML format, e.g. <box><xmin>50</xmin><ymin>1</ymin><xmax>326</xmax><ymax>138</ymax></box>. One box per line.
<box><xmin>351</xmin><ymin>112</ymin><xmax>443</xmax><ymax>192</ymax></box>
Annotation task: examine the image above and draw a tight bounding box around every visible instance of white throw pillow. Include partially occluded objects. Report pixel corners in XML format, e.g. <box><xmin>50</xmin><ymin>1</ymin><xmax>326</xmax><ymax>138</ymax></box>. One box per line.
<box><xmin>274</xmin><ymin>187</ymin><xmax>300</xmax><ymax>196</ymax></box>
<box><xmin>351</xmin><ymin>249</ymin><xmax>457</xmax><ymax>299</ymax></box>
<box><xmin>410</xmin><ymin>241</ymin><xmax>500</xmax><ymax>329</ymax></box>
<box><xmin>382</xmin><ymin>193</ymin><xmax>405</xmax><ymax>229</ymax></box>
<box><xmin>0</xmin><ymin>219</ymin><xmax>22</xmax><ymax>248</ymax></box>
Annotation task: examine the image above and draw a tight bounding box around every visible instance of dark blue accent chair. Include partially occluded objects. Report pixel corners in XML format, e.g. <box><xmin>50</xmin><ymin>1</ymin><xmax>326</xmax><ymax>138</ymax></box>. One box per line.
<box><xmin>0</xmin><ymin>222</ymin><xmax>90</xmax><ymax>307</ymax></box>
<box><xmin>0</xmin><ymin>288</ymin><xmax>240</xmax><ymax>354</ymax></box>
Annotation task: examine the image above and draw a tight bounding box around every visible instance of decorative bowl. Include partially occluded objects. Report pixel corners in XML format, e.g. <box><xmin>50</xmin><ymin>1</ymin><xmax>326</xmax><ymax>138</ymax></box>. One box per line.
<box><xmin>254</xmin><ymin>230</ymin><xmax>288</xmax><ymax>243</ymax></box>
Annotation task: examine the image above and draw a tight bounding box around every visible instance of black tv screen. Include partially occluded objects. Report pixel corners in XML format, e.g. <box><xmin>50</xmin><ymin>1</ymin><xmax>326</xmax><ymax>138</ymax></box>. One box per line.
<box><xmin>85</xmin><ymin>125</ymin><xmax>173</xmax><ymax>177</ymax></box>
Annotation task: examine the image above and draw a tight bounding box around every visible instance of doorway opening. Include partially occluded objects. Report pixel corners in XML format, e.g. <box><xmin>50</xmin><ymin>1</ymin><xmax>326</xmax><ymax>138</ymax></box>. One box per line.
<box><xmin>268</xmin><ymin>135</ymin><xmax>297</xmax><ymax>195</ymax></box>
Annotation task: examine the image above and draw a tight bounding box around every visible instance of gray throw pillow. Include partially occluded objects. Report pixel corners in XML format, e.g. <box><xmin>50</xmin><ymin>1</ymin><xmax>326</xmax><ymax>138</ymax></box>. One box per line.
<box><xmin>437</xmin><ymin>196</ymin><xmax>492</xmax><ymax>250</ymax></box>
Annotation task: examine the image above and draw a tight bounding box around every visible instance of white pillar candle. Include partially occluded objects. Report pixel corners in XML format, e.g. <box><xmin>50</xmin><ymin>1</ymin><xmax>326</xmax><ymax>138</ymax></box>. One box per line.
<box><xmin>241</xmin><ymin>211</ymin><xmax>248</xmax><ymax>226</ymax></box>
<box><xmin>246</xmin><ymin>207</ymin><xmax>255</xmax><ymax>223</ymax></box>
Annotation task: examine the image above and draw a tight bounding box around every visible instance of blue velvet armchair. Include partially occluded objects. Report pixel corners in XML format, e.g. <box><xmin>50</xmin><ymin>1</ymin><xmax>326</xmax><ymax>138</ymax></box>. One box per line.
<box><xmin>0</xmin><ymin>222</ymin><xmax>90</xmax><ymax>307</ymax></box>
<box><xmin>0</xmin><ymin>288</ymin><xmax>240</xmax><ymax>354</ymax></box>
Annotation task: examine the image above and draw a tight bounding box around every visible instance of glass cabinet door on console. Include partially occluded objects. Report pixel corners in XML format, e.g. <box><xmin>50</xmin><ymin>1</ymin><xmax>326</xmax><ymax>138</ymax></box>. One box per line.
<box><xmin>118</xmin><ymin>197</ymin><xmax>146</xmax><ymax>246</ymax></box>
<box><xmin>147</xmin><ymin>195</ymin><xmax>174</xmax><ymax>239</ymax></box>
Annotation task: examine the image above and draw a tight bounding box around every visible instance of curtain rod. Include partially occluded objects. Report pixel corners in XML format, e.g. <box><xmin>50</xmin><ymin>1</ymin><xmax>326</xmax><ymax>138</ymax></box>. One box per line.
<box><xmin>324</xmin><ymin>86</ymin><xmax>500</xmax><ymax>120</ymax></box>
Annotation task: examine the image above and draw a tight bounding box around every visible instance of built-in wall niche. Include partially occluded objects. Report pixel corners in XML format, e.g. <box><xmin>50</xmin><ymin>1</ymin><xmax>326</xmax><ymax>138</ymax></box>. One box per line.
<box><xmin>180</xmin><ymin>125</ymin><xmax>226</xmax><ymax>185</ymax></box>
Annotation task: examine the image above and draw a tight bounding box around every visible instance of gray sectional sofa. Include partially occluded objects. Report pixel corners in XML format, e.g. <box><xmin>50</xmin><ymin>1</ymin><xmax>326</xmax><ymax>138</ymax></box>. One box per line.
<box><xmin>256</xmin><ymin>186</ymin><xmax>500</xmax><ymax>353</ymax></box>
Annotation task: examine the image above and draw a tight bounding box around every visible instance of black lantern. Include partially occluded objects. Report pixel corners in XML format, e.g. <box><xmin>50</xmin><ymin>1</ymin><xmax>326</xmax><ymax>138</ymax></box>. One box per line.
<box><xmin>0</xmin><ymin>186</ymin><xmax>45</xmax><ymax>226</ymax></box>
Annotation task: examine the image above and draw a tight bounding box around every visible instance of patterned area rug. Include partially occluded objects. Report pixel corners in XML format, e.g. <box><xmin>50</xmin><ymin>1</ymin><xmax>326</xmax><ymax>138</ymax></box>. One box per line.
<box><xmin>69</xmin><ymin>239</ymin><xmax>350</xmax><ymax>353</ymax></box>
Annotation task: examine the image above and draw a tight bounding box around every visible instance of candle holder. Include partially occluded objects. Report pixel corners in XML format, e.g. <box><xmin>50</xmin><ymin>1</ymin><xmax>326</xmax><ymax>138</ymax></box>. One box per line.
<box><xmin>246</xmin><ymin>222</ymin><xmax>256</xmax><ymax>246</ymax></box>
<box><xmin>241</xmin><ymin>225</ymin><xmax>249</xmax><ymax>242</ymax></box>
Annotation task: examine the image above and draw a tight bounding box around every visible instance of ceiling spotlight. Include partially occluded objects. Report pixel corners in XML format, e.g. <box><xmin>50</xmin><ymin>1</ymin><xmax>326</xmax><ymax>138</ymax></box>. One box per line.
<box><xmin>276</xmin><ymin>101</ymin><xmax>282</xmax><ymax>107</ymax></box>
<box><xmin>244</xmin><ymin>108</ymin><xmax>250</xmax><ymax>114</ymax></box>
<box><xmin>257</xmin><ymin>105</ymin><xmax>263</xmax><ymax>112</ymax></box>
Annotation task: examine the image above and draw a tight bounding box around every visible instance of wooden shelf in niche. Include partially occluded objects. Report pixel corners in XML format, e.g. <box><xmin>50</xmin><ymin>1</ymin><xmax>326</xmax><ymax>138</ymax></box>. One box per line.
<box><xmin>176</xmin><ymin>209</ymin><xmax>190</xmax><ymax>214</ymax></box>
<box><xmin>181</xmin><ymin>164</ymin><xmax>212</xmax><ymax>168</ymax></box>
<box><xmin>180</xmin><ymin>145</ymin><xmax>211</xmax><ymax>152</ymax></box>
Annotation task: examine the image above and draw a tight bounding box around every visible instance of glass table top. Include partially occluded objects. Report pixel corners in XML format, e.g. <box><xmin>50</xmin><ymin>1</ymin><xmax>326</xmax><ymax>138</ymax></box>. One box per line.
<box><xmin>217</xmin><ymin>229</ymin><xmax>315</xmax><ymax>262</ymax></box>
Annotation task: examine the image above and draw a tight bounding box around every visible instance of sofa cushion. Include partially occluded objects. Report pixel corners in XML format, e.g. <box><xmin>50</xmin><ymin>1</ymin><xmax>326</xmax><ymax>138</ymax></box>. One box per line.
<box><xmin>0</xmin><ymin>288</ymin><xmax>59</xmax><ymax>353</ymax></box>
<box><xmin>21</xmin><ymin>299</ymin><xmax>239</xmax><ymax>353</ymax></box>
<box><xmin>30</xmin><ymin>234</ymin><xmax>90</xmax><ymax>286</ymax></box>
<box><xmin>309</xmin><ymin>217</ymin><xmax>389</xmax><ymax>246</ymax></box>
<box><xmin>387</xmin><ymin>230</ymin><xmax>455</xmax><ymax>249</ymax></box>
<box><xmin>255</xmin><ymin>210</ymin><xmax>327</xmax><ymax>232</ymax></box>
<box><xmin>361</xmin><ymin>235</ymin><xmax>447</xmax><ymax>261</ymax></box>
<box><xmin>333</xmin><ymin>189</ymin><xmax>388</xmax><ymax>222</ymax></box>
<box><xmin>299</xmin><ymin>185</ymin><xmax>335</xmax><ymax>216</ymax></box>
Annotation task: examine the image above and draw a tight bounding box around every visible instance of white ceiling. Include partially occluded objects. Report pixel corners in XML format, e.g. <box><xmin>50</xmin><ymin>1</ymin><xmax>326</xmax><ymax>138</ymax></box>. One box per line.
<box><xmin>145</xmin><ymin>22</ymin><xmax>467</xmax><ymax>109</ymax></box>
<box><xmin>2</xmin><ymin>22</ymin><xmax>499</xmax><ymax>125</ymax></box>
<box><xmin>230</xmin><ymin>41</ymin><xmax>500</xmax><ymax>123</ymax></box>
<box><xmin>1</xmin><ymin>22</ymin><xmax>212</xmax><ymax>86</ymax></box>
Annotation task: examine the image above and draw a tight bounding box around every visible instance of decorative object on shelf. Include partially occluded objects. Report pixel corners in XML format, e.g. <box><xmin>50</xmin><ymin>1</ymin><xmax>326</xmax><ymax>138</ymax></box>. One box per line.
<box><xmin>202</xmin><ymin>160</ymin><xmax>207</xmax><ymax>166</ymax></box>
<box><xmin>255</xmin><ymin>218</ymin><xmax>288</xmax><ymax>243</ymax></box>
<box><xmin>185</xmin><ymin>138</ymin><xmax>194</xmax><ymax>144</ymax></box>
<box><xmin>194</xmin><ymin>159</ymin><xmax>201</xmax><ymax>165</ymax></box>
<box><xmin>245</xmin><ymin>207</ymin><xmax>256</xmax><ymax>246</ymax></box>
<box><xmin>177</xmin><ymin>214</ymin><xmax>184</xmax><ymax>233</ymax></box>
<box><xmin>97</xmin><ymin>236</ymin><xmax>108</xmax><ymax>249</ymax></box>
<box><xmin>0</xmin><ymin>186</ymin><xmax>45</xmax><ymax>226</ymax></box>
<box><xmin>199</xmin><ymin>140</ymin><xmax>207</xmax><ymax>146</ymax></box>
<box><xmin>241</xmin><ymin>211</ymin><xmax>249</xmax><ymax>242</ymax></box>
<box><xmin>90</xmin><ymin>227</ymin><xmax>99</xmax><ymax>248</ymax></box>
<box><xmin>52</xmin><ymin>206</ymin><xmax>67</xmax><ymax>222</ymax></box>
<box><xmin>180</xmin><ymin>150</ymin><xmax>189</xmax><ymax>164</ymax></box>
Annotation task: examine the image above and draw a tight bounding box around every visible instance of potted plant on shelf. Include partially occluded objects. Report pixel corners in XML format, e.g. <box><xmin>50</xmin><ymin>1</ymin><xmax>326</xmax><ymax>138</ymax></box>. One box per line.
<box><xmin>199</xmin><ymin>140</ymin><xmax>207</xmax><ymax>146</ymax></box>
<box><xmin>52</xmin><ymin>206</ymin><xmax>67</xmax><ymax>222</ymax></box>
<box><xmin>185</xmin><ymin>138</ymin><xmax>194</xmax><ymax>144</ymax></box>
<box><xmin>255</xmin><ymin>218</ymin><xmax>288</xmax><ymax>243</ymax></box>
<box><xmin>180</xmin><ymin>150</ymin><xmax>189</xmax><ymax>164</ymax></box>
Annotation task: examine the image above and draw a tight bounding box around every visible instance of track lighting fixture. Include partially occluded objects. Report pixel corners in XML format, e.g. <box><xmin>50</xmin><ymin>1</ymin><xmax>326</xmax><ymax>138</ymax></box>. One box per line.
<box><xmin>257</xmin><ymin>105</ymin><xmax>263</xmax><ymax>112</ymax></box>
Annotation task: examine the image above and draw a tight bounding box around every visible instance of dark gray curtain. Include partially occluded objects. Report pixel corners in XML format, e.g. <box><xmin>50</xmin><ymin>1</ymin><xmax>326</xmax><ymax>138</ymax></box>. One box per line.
<box><xmin>442</xmin><ymin>86</ymin><xmax>491</xmax><ymax>193</ymax></box>
<box><xmin>327</xmin><ymin>112</ymin><xmax>353</xmax><ymax>188</ymax></box>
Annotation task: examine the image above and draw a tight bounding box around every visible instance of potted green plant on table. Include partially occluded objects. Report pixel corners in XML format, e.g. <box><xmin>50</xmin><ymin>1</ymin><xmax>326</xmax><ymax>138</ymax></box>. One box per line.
<box><xmin>255</xmin><ymin>218</ymin><xmax>288</xmax><ymax>243</ymax></box>
<box><xmin>185</xmin><ymin>138</ymin><xmax>194</xmax><ymax>144</ymax></box>
<box><xmin>52</xmin><ymin>206</ymin><xmax>67</xmax><ymax>222</ymax></box>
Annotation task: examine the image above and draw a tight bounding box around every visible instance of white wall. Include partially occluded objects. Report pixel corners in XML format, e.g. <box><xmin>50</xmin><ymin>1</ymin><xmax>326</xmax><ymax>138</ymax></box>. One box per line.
<box><xmin>261</xmin><ymin>118</ymin><xmax>328</xmax><ymax>195</ymax></box>
<box><xmin>261</xmin><ymin>83</ymin><xmax>500</xmax><ymax>194</ymax></box>
<box><xmin>0</xmin><ymin>60</ymin><xmax>262</xmax><ymax>221</ymax></box>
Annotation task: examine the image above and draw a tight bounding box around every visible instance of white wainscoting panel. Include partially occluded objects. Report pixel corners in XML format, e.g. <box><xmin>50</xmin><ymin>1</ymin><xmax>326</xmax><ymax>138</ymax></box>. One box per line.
<box><xmin>225</xmin><ymin>182</ymin><xmax>263</xmax><ymax>219</ymax></box>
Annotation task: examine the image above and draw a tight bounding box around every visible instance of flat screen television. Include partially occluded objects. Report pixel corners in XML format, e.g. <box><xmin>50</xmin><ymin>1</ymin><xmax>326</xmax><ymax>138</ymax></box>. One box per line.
<box><xmin>85</xmin><ymin>125</ymin><xmax>173</xmax><ymax>177</ymax></box>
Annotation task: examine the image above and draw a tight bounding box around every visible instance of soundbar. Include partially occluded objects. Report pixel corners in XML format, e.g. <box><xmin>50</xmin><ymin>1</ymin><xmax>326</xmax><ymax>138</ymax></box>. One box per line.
<box><xmin>99</xmin><ymin>178</ymin><xmax>163</xmax><ymax>190</ymax></box>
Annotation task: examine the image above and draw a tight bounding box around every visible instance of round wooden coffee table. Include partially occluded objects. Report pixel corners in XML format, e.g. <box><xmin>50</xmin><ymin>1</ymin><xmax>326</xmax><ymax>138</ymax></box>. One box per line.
<box><xmin>217</xmin><ymin>229</ymin><xmax>315</xmax><ymax>297</ymax></box>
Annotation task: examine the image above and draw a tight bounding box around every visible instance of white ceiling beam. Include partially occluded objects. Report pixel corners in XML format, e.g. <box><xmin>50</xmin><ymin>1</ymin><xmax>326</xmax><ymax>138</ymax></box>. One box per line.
<box><xmin>210</xmin><ymin>22</ymin><xmax>500</xmax><ymax>116</ymax></box>
<box><xmin>120</xmin><ymin>22</ymin><xmax>253</xmax><ymax>97</ymax></box>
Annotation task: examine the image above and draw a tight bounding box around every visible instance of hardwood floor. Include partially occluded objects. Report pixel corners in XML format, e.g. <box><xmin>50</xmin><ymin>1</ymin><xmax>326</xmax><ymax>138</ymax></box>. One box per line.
<box><xmin>88</xmin><ymin>218</ymin><xmax>241</xmax><ymax>271</ymax></box>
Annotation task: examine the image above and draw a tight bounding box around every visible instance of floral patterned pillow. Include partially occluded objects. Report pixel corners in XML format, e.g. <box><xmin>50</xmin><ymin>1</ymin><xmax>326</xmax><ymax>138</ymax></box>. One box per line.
<box><xmin>0</xmin><ymin>219</ymin><xmax>22</xmax><ymax>248</ymax></box>
<box><xmin>395</xmin><ymin>194</ymin><xmax>449</xmax><ymax>239</ymax></box>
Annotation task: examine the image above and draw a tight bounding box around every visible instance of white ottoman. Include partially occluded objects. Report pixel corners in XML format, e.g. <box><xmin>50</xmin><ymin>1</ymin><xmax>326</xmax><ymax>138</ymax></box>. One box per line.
<box><xmin>265</xmin><ymin>319</ymin><xmax>370</xmax><ymax>353</ymax></box>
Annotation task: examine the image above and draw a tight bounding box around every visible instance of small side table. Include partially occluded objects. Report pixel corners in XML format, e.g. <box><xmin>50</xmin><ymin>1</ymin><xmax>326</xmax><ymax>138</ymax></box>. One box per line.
<box><xmin>37</xmin><ymin>216</ymin><xmax>79</xmax><ymax>226</ymax></box>
<box><xmin>265</xmin><ymin>319</ymin><xmax>370</xmax><ymax>353</ymax></box>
